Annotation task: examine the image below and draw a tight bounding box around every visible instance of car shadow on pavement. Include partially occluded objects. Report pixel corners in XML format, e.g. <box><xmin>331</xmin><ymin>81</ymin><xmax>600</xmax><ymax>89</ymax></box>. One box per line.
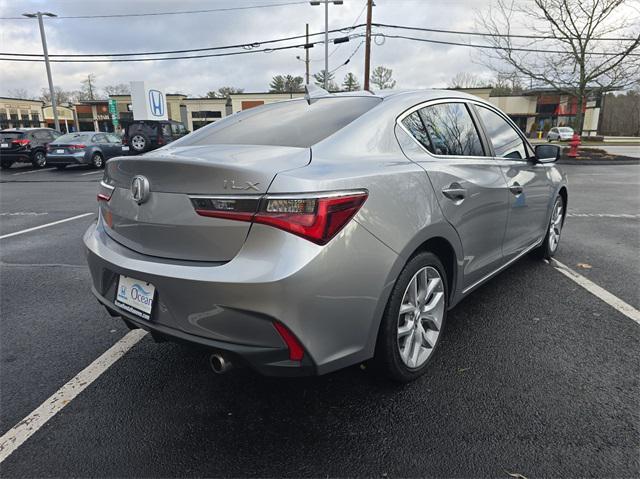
<box><xmin>3</xmin><ymin>257</ymin><xmax>639</xmax><ymax>478</ymax></box>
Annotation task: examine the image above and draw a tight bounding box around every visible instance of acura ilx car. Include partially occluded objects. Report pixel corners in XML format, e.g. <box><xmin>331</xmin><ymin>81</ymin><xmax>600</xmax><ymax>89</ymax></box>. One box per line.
<box><xmin>85</xmin><ymin>89</ymin><xmax>567</xmax><ymax>382</ymax></box>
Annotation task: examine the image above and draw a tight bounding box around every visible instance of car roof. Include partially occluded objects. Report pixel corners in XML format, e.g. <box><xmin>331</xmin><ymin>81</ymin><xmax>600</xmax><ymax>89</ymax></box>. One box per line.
<box><xmin>1</xmin><ymin>127</ymin><xmax>52</xmax><ymax>132</ymax></box>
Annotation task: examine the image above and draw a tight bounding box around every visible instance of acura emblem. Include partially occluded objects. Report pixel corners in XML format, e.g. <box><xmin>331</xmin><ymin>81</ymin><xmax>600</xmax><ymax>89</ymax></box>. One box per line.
<box><xmin>131</xmin><ymin>175</ymin><xmax>150</xmax><ymax>204</ymax></box>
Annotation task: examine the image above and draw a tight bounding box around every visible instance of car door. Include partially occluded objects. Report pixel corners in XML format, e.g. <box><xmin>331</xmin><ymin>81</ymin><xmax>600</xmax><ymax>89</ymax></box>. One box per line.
<box><xmin>473</xmin><ymin>103</ymin><xmax>553</xmax><ymax>261</ymax></box>
<box><xmin>106</xmin><ymin>134</ymin><xmax>122</xmax><ymax>158</ymax></box>
<box><xmin>397</xmin><ymin>100</ymin><xmax>510</xmax><ymax>290</ymax></box>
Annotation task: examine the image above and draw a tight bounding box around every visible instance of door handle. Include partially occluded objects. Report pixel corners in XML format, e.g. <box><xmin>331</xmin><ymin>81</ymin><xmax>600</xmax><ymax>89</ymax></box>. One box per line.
<box><xmin>441</xmin><ymin>183</ymin><xmax>466</xmax><ymax>201</ymax></box>
<box><xmin>509</xmin><ymin>182</ymin><xmax>523</xmax><ymax>195</ymax></box>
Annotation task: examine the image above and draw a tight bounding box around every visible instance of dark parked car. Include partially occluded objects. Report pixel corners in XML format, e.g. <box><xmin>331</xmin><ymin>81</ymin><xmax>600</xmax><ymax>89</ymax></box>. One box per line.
<box><xmin>46</xmin><ymin>132</ymin><xmax>122</xmax><ymax>169</ymax></box>
<box><xmin>121</xmin><ymin>120</ymin><xmax>188</xmax><ymax>155</ymax></box>
<box><xmin>0</xmin><ymin>128</ymin><xmax>61</xmax><ymax>169</ymax></box>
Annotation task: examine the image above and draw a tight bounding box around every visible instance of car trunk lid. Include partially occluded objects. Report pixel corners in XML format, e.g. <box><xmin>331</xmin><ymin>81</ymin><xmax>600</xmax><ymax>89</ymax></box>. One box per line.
<box><xmin>101</xmin><ymin>144</ymin><xmax>310</xmax><ymax>261</ymax></box>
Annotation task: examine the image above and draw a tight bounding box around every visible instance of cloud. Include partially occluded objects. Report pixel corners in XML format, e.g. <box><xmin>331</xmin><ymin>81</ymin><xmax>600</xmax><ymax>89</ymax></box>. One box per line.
<box><xmin>3</xmin><ymin>0</ymin><xmax>634</xmax><ymax>98</ymax></box>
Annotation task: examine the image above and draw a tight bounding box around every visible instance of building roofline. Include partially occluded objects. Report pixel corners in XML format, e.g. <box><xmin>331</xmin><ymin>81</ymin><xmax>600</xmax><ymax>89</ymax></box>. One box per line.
<box><xmin>0</xmin><ymin>97</ymin><xmax>44</xmax><ymax>104</ymax></box>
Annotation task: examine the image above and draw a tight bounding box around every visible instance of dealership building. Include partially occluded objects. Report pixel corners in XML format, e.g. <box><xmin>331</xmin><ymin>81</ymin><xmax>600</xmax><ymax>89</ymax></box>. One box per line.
<box><xmin>0</xmin><ymin>88</ymin><xmax>603</xmax><ymax>137</ymax></box>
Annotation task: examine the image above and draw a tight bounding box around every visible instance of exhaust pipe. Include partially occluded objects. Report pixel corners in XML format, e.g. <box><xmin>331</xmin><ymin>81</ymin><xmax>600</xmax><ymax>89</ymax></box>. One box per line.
<box><xmin>209</xmin><ymin>353</ymin><xmax>232</xmax><ymax>374</ymax></box>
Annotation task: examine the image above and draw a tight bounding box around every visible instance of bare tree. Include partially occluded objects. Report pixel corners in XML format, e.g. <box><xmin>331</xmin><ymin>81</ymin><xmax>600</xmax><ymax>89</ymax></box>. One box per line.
<box><xmin>478</xmin><ymin>0</ymin><xmax>640</xmax><ymax>134</ymax></box>
<box><xmin>448</xmin><ymin>72</ymin><xmax>486</xmax><ymax>89</ymax></box>
<box><xmin>7</xmin><ymin>88</ymin><xmax>34</xmax><ymax>99</ymax></box>
<box><xmin>104</xmin><ymin>83</ymin><xmax>131</xmax><ymax>96</ymax></box>
<box><xmin>370</xmin><ymin>66</ymin><xmax>396</xmax><ymax>89</ymax></box>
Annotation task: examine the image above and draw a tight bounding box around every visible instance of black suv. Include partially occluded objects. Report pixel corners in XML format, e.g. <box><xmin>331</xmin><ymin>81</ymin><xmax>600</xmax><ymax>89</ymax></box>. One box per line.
<box><xmin>0</xmin><ymin>128</ymin><xmax>61</xmax><ymax>169</ymax></box>
<box><xmin>121</xmin><ymin>120</ymin><xmax>188</xmax><ymax>155</ymax></box>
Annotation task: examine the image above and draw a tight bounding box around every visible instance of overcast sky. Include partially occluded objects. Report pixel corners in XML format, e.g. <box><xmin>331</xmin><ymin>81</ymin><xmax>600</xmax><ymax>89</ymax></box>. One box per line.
<box><xmin>0</xmin><ymin>0</ymin><xmax>637</xmax><ymax>99</ymax></box>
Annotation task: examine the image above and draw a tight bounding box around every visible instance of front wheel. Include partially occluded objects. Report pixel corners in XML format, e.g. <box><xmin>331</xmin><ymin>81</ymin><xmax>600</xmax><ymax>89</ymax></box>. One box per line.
<box><xmin>533</xmin><ymin>195</ymin><xmax>564</xmax><ymax>260</ymax></box>
<box><xmin>32</xmin><ymin>150</ymin><xmax>47</xmax><ymax>168</ymax></box>
<box><xmin>375</xmin><ymin>252</ymin><xmax>448</xmax><ymax>382</ymax></box>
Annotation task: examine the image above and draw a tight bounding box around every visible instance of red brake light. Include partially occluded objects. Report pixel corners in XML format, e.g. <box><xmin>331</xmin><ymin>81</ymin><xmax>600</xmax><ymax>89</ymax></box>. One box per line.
<box><xmin>191</xmin><ymin>191</ymin><xmax>368</xmax><ymax>245</ymax></box>
<box><xmin>12</xmin><ymin>139</ymin><xmax>30</xmax><ymax>146</ymax></box>
<box><xmin>157</xmin><ymin>136</ymin><xmax>165</xmax><ymax>145</ymax></box>
<box><xmin>121</xmin><ymin>136</ymin><xmax>128</xmax><ymax>145</ymax></box>
<box><xmin>70</xmin><ymin>144</ymin><xmax>86</xmax><ymax>150</ymax></box>
<box><xmin>272</xmin><ymin>321</ymin><xmax>304</xmax><ymax>361</ymax></box>
<box><xmin>97</xmin><ymin>181</ymin><xmax>114</xmax><ymax>202</ymax></box>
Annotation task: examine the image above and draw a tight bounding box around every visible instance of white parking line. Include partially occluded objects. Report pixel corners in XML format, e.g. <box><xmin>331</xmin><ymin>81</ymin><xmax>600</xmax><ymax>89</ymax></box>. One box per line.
<box><xmin>567</xmin><ymin>213</ymin><xmax>640</xmax><ymax>219</ymax></box>
<box><xmin>552</xmin><ymin>259</ymin><xmax>640</xmax><ymax>326</ymax></box>
<box><xmin>79</xmin><ymin>170</ymin><xmax>104</xmax><ymax>176</ymax></box>
<box><xmin>0</xmin><ymin>329</ymin><xmax>148</xmax><ymax>463</ymax></box>
<box><xmin>10</xmin><ymin>168</ymin><xmax>55</xmax><ymax>176</ymax></box>
<box><xmin>0</xmin><ymin>212</ymin><xmax>94</xmax><ymax>240</ymax></box>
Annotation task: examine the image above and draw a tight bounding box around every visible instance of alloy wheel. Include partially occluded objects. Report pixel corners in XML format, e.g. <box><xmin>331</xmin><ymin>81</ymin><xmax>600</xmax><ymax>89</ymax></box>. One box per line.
<box><xmin>548</xmin><ymin>198</ymin><xmax>563</xmax><ymax>252</ymax></box>
<box><xmin>34</xmin><ymin>151</ymin><xmax>46</xmax><ymax>168</ymax></box>
<box><xmin>131</xmin><ymin>135</ymin><xmax>146</xmax><ymax>151</ymax></box>
<box><xmin>92</xmin><ymin>154</ymin><xmax>104</xmax><ymax>169</ymax></box>
<box><xmin>397</xmin><ymin>266</ymin><xmax>445</xmax><ymax>369</ymax></box>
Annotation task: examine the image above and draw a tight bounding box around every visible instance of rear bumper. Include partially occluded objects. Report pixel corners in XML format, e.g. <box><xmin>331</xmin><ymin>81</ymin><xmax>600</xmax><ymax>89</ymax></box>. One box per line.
<box><xmin>84</xmin><ymin>213</ymin><xmax>397</xmax><ymax>376</ymax></box>
<box><xmin>46</xmin><ymin>152</ymin><xmax>89</xmax><ymax>165</ymax></box>
<box><xmin>0</xmin><ymin>151</ymin><xmax>30</xmax><ymax>162</ymax></box>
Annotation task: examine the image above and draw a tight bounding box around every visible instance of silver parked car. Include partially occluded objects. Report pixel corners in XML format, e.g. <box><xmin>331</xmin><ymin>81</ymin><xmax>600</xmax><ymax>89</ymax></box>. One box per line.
<box><xmin>547</xmin><ymin>126</ymin><xmax>574</xmax><ymax>141</ymax></box>
<box><xmin>85</xmin><ymin>90</ymin><xmax>567</xmax><ymax>382</ymax></box>
<box><xmin>47</xmin><ymin>132</ymin><xmax>122</xmax><ymax>169</ymax></box>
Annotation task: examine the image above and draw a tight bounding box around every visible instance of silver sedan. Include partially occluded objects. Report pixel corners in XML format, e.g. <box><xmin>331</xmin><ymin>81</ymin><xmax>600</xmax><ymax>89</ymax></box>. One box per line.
<box><xmin>85</xmin><ymin>89</ymin><xmax>567</xmax><ymax>382</ymax></box>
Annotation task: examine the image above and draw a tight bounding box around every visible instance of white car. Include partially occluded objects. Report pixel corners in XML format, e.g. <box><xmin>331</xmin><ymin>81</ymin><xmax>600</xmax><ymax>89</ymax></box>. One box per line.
<box><xmin>547</xmin><ymin>127</ymin><xmax>574</xmax><ymax>141</ymax></box>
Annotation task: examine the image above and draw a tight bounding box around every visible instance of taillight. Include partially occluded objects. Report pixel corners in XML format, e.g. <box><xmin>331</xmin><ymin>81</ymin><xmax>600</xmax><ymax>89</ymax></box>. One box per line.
<box><xmin>97</xmin><ymin>180</ymin><xmax>114</xmax><ymax>202</ymax></box>
<box><xmin>122</xmin><ymin>136</ymin><xmax>128</xmax><ymax>145</ymax></box>
<box><xmin>69</xmin><ymin>144</ymin><xmax>86</xmax><ymax>150</ymax></box>
<box><xmin>157</xmin><ymin>136</ymin><xmax>165</xmax><ymax>146</ymax></box>
<box><xmin>191</xmin><ymin>190</ymin><xmax>368</xmax><ymax>245</ymax></box>
<box><xmin>272</xmin><ymin>321</ymin><xmax>304</xmax><ymax>361</ymax></box>
<box><xmin>12</xmin><ymin>139</ymin><xmax>30</xmax><ymax>146</ymax></box>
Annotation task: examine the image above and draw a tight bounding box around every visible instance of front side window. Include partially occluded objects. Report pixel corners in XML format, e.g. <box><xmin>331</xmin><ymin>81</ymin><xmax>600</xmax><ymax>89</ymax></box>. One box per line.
<box><xmin>476</xmin><ymin>106</ymin><xmax>528</xmax><ymax>159</ymax></box>
<box><xmin>416</xmin><ymin>103</ymin><xmax>484</xmax><ymax>157</ymax></box>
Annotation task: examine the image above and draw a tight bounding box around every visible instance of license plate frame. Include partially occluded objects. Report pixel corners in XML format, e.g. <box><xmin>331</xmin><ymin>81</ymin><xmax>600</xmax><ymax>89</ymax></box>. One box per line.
<box><xmin>114</xmin><ymin>275</ymin><xmax>156</xmax><ymax>320</ymax></box>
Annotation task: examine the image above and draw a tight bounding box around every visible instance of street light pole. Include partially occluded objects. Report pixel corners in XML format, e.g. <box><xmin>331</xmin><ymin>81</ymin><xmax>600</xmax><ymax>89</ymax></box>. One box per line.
<box><xmin>310</xmin><ymin>1</ymin><xmax>343</xmax><ymax>90</ymax></box>
<box><xmin>23</xmin><ymin>11</ymin><xmax>59</xmax><ymax>131</ymax></box>
<box><xmin>364</xmin><ymin>0</ymin><xmax>374</xmax><ymax>92</ymax></box>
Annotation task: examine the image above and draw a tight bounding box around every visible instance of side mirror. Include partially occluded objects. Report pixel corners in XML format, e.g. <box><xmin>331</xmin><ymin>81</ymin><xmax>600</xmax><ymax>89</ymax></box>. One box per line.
<box><xmin>534</xmin><ymin>144</ymin><xmax>560</xmax><ymax>163</ymax></box>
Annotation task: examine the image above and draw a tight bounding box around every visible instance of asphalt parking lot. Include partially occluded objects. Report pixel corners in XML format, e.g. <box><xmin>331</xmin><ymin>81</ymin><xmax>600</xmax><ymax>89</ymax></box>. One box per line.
<box><xmin>0</xmin><ymin>161</ymin><xmax>638</xmax><ymax>478</ymax></box>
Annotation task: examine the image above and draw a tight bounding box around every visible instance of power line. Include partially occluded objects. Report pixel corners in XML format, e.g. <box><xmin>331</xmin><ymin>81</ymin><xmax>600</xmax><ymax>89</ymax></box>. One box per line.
<box><xmin>0</xmin><ymin>37</ymin><xmax>351</xmax><ymax>63</ymax></box>
<box><xmin>372</xmin><ymin>33</ymin><xmax>640</xmax><ymax>57</ymax></box>
<box><xmin>0</xmin><ymin>25</ymin><xmax>365</xmax><ymax>58</ymax></box>
<box><xmin>0</xmin><ymin>1</ymin><xmax>315</xmax><ymax>20</ymax></box>
<box><xmin>374</xmin><ymin>22</ymin><xmax>639</xmax><ymax>42</ymax></box>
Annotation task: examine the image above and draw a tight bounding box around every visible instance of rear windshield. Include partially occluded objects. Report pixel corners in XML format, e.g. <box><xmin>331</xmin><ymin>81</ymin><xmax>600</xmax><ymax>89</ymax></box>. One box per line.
<box><xmin>174</xmin><ymin>96</ymin><xmax>382</xmax><ymax>148</ymax></box>
<box><xmin>53</xmin><ymin>133</ymin><xmax>94</xmax><ymax>143</ymax></box>
<box><xmin>558</xmin><ymin>127</ymin><xmax>573</xmax><ymax>132</ymax></box>
<box><xmin>0</xmin><ymin>131</ymin><xmax>25</xmax><ymax>140</ymax></box>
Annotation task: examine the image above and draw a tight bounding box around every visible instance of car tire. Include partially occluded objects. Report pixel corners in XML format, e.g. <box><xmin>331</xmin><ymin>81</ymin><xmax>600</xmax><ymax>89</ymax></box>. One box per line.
<box><xmin>32</xmin><ymin>150</ymin><xmax>47</xmax><ymax>168</ymax></box>
<box><xmin>0</xmin><ymin>161</ymin><xmax>13</xmax><ymax>170</ymax></box>
<box><xmin>532</xmin><ymin>194</ymin><xmax>565</xmax><ymax>260</ymax></box>
<box><xmin>55</xmin><ymin>164</ymin><xmax>67</xmax><ymax>170</ymax></box>
<box><xmin>375</xmin><ymin>252</ymin><xmax>448</xmax><ymax>383</ymax></box>
<box><xmin>130</xmin><ymin>133</ymin><xmax>149</xmax><ymax>153</ymax></box>
<box><xmin>91</xmin><ymin>153</ymin><xmax>104</xmax><ymax>169</ymax></box>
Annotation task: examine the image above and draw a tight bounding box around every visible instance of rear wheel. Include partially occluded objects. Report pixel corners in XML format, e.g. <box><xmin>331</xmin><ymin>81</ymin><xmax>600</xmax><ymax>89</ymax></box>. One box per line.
<box><xmin>32</xmin><ymin>150</ymin><xmax>47</xmax><ymax>168</ymax></box>
<box><xmin>130</xmin><ymin>134</ymin><xmax>148</xmax><ymax>153</ymax></box>
<box><xmin>533</xmin><ymin>194</ymin><xmax>564</xmax><ymax>260</ymax></box>
<box><xmin>91</xmin><ymin>153</ymin><xmax>104</xmax><ymax>169</ymax></box>
<box><xmin>375</xmin><ymin>252</ymin><xmax>448</xmax><ymax>382</ymax></box>
<box><xmin>0</xmin><ymin>161</ymin><xmax>13</xmax><ymax>170</ymax></box>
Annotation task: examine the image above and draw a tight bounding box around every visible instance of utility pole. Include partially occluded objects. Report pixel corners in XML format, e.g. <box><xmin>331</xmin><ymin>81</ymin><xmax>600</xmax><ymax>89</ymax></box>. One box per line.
<box><xmin>23</xmin><ymin>11</ymin><xmax>59</xmax><ymax>131</ymax></box>
<box><xmin>364</xmin><ymin>0</ymin><xmax>373</xmax><ymax>92</ymax></box>
<box><xmin>305</xmin><ymin>23</ymin><xmax>310</xmax><ymax>85</ymax></box>
<box><xmin>296</xmin><ymin>24</ymin><xmax>311</xmax><ymax>85</ymax></box>
<box><xmin>310</xmin><ymin>1</ymin><xmax>343</xmax><ymax>90</ymax></box>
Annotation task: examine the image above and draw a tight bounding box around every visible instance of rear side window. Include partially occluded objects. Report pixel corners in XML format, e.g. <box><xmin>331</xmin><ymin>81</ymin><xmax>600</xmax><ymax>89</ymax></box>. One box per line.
<box><xmin>33</xmin><ymin>130</ymin><xmax>52</xmax><ymax>141</ymax></box>
<box><xmin>175</xmin><ymin>97</ymin><xmax>382</xmax><ymax>148</ymax></box>
<box><xmin>401</xmin><ymin>112</ymin><xmax>433</xmax><ymax>151</ymax></box>
<box><xmin>0</xmin><ymin>131</ymin><xmax>24</xmax><ymax>140</ymax></box>
<box><xmin>417</xmin><ymin>103</ymin><xmax>484</xmax><ymax>157</ymax></box>
<box><xmin>475</xmin><ymin>105</ymin><xmax>528</xmax><ymax>159</ymax></box>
